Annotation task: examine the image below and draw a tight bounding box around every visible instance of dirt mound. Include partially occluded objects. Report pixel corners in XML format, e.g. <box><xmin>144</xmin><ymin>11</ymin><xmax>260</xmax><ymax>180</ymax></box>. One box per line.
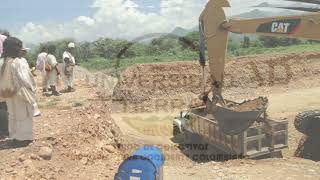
<box><xmin>58</xmin><ymin>102</ymin><xmax>123</xmax><ymax>163</ymax></box>
<box><xmin>113</xmin><ymin>61</ymin><xmax>203</xmax><ymax>102</ymax></box>
<box><xmin>0</xmin><ymin>97</ymin><xmax>124</xmax><ymax>179</ymax></box>
<box><xmin>113</xmin><ymin>52</ymin><xmax>320</xmax><ymax>111</ymax></box>
<box><xmin>225</xmin><ymin>52</ymin><xmax>320</xmax><ymax>88</ymax></box>
<box><xmin>227</xmin><ymin>97</ymin><xmax>268</xmax><ymax>112</ymax></box>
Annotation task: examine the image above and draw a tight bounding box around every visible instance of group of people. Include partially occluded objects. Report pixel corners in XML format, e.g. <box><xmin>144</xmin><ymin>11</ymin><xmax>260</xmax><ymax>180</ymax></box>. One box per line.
<box><xmin>36</xmin><ymin>42</ymin><xmax>76</xmax><ymax>96</ymax></box>
<box><xmin>0</xmin><ymin>33</ymin><xmax>76</xmax><ymax>145</ymax></box>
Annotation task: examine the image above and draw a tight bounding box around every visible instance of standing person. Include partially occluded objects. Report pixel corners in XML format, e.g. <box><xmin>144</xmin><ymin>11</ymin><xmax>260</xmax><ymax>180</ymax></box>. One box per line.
<box><xmin>0</xmin><ymin>32</ymin><xmax>9</xmax><ymax>138</ymax></box>
<box><xmin>20</xmin><ymin>48</ymin><xmax>41</xmax><ymax>117</ymax></box>
<box><xmin>63</xmin><ymin>42</ymin><xmax>76</xmax><ymax>92</ymax></box>
<box><xmin>0</xmin><ymin>34</ymin><xmax>7</xmax><ymax>57</ymax></box>
<box><xmin>36</xmin><ymin>46</ymin><xmax>50</xmax><ymax>92</ymax></box>
<box><xmin>0</xmin><ymin>37</ymin><xmax>37</xmax><ymax>143</ymax></box>
<box><xmin>46</xmin><ymin>45</ymin><xmax>61</xmax><ymax>96</ymax></box>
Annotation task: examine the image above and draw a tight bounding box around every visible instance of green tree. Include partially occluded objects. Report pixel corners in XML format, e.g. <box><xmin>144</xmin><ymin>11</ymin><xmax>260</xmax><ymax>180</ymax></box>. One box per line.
<box><xmin>0</xmin><ymin>29</ymin><xmax>10</xmax><ymax>36</ymax></box>
<box><xmin>241</xmin><ymin>36</ymin><xmax>250</xmax><ymax>48</ymax></box>
<box><xmin>228</xmin><ymin>39</ymin><xmax>241</xmax><ymax>56</ymax></box>
<box><xmin>180</xmin><ymin>31</ymin><xmax>200</xmax><ymax>51</ymax></box>
<box><xmin>259</xmin><ymin>36</ymin><xmax>302</xmax><ymax>48</ymax></box>
<box><xmin>150</xmin><ymin>35</ymin><xmax>180</xmax><ymax>53</ymax></box>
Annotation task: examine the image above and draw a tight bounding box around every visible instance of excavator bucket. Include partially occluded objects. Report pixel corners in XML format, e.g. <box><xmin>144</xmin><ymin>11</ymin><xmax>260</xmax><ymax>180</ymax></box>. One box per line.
<box><xmin>212</xmin><ymin>97</ymin><xmax>268</xmax><ymax>135</ymax></box>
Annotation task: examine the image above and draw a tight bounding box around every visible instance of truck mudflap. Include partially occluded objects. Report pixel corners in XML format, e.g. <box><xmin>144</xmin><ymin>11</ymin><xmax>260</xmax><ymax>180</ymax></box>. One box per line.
<box><xmin>211</xmin><ymin>97</ymin><xmax>268</xmax><ymax>135</ymax></box>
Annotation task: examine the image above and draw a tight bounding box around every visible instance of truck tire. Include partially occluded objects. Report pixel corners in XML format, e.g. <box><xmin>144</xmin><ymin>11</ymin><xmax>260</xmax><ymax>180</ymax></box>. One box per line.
<box><xmin>294</xmin><ymin>110</ymin><xmax>320</xmax><ymax>136</ymax></box>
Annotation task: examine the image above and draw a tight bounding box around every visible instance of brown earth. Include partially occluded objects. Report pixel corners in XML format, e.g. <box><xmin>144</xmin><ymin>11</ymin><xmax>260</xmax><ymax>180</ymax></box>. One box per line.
<box><xmin>112</xmin><ymin>52</ymin><xmax>320</xmax><ymax>112</ymax></box>
<box><xmin>227</xmin><ymin>97</ymin><xmax>268</xmax><ymax>112</ymax></box>
<box><xmin>0</xmin><ymin>78</ymin><xmax>124</xmax><ymax>180</ymax></box>
<box><xmin>111</xmin><ymin>52</ymin><xmax>320</xmax><ymax>179</ymax></box>
<box><xmin>1</xmin><ymin>52</ymin><xmax>320</xmax><ymax>179</ymax></box>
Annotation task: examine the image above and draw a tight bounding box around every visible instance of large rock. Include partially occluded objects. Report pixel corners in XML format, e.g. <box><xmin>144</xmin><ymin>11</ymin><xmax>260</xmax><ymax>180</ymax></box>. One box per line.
<box><xmin>38</xmin><ymin>146</ymin><xmax>53</xmax><ymax>160</ymax></box>
<box><xmin>105</xmin><ymin>145</ymin><xmax>116</xmax><ymax>154</ymax></box>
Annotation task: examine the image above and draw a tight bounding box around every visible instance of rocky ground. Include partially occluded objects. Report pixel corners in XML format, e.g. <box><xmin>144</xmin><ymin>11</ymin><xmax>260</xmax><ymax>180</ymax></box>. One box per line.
<box><xmin>1</xmin><ymin>52</ymin><xmax>320</xmax><ymax>179</ymax></box>
<box><xmin>0</xmin><ymin>78</ymin><xmax>123</xmax><ymax>180</ymax></box>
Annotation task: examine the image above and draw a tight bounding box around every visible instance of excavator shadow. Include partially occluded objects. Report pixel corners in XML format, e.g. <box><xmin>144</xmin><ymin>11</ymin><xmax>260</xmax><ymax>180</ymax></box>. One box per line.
<box><xmin>0</xmin><ymin>139</ymin><xmax>32</xmax><ymax>150</ymax></box>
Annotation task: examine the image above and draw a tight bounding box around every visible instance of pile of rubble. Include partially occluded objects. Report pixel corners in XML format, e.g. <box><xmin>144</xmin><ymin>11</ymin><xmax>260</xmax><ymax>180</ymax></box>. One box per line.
<box><xmin>0</xmin><ymin>102</ymin><xmax>124</xmax><ymax>179</ymax></box>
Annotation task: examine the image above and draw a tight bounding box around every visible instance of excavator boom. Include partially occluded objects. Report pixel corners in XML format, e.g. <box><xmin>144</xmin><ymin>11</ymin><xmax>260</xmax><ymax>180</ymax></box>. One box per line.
<box><xmin>226</xmin><ymin>14</ymin><xmax>320</xmax><ymax>39</ymax></box>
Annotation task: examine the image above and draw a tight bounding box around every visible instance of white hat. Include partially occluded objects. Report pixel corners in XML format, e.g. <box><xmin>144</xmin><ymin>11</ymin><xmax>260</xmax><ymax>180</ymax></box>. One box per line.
<box><xmin>68</xmin><ymin>42</ymin><xmax>75</xmax><ymax>48</ymax></box>
<box><xmin>22</xmin><ymin>47</ymin><xmax>30</xmax><ymax>52</ymax></box>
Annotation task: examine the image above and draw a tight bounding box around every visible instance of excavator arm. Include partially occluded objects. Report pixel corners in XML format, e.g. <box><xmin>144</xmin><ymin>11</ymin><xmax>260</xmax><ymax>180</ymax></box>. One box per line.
<box><xmin>225</xmin><ymin>14</ymin><xmax>320</xmax><ymax>39</ymax></box>
<box><xmin>199</xmin><ymin>0</ymin><xmax>320</xmax><ymax>104</ymax></box>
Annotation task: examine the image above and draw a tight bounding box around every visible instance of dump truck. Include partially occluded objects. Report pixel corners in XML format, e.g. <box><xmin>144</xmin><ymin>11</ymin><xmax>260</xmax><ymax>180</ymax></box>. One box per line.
<box><xmin>173</xmin><ymin>98</ymin><xmax>288</xmax><ymax>158</ymax></box>
<box><xmin>173</xmin><ymin>0</ymin><xmax>320</xmax><ymax>159</ymax></box>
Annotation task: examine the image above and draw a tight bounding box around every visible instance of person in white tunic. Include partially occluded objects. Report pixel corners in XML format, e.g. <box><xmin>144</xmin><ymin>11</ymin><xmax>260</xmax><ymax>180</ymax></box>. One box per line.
<box><xmin>0</xmin><ymin>34</ymin><xmax>7</xmax><ymax>57</ymax></box>
<box><xmin>63</xmin><ymin>42</ymin><xmax>76</xmax><ymax>92</ymax></box>
<box><xmin>36</xmin><ymin>46</ymin><xmax>49</xmax><ymax>92</ymax></box>
<box><xmin>0</xmin><ymin>37</ymin><xmax>37</xmax><ymax>142</ymax></box>
<box><xmin>20</xmin><ymin>48</ymin><xmax>41</xmax><ymax>117</ymax></box>
<box><xmin>46</xmin><ymin>45</ymin><xmax>61</xmax><ymax>96</ymax></box>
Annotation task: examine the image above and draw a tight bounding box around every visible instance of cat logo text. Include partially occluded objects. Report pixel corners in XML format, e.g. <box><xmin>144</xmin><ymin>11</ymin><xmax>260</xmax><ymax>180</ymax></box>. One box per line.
<box><xmin>257</xmin><ymin>19</ymin><xmax>301</xmax><ymax>34</ymax></box>
<box><xmin>271</xmin><ymin>22</ymin><xmax>291</xmax><ymax>33</ymax></box>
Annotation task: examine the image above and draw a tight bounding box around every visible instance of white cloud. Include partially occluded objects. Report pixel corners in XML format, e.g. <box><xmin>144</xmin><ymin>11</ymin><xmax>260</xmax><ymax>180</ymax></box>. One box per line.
<box><xmin>76</xmin><ymin>16</ymin><xmax>95</xmax><ymax>26</ymax></box>
<box><xmin>19</xmin><ymin>23</ymin><xmax>57</xmax><ymax>43</ymax></box>
<box><xmin>16</xmin><ymin>0</ymin><xmax>297</xmax><ymax>44</ymax></box>
<box><xmin>17</xmin><ymin>0</ymin><xmax>208</xmax><ymax>44</ymax></box>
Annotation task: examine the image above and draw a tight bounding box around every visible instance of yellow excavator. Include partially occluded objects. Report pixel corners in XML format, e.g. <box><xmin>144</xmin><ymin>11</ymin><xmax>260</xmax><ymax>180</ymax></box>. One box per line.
<box><xmin>200</xmin><ymin>0</ymin><xmax>320</xmax><ymax>131</ymax></box>
<box><xmin>199</xmin><ymin>0</ymin><xmax>320</xmax><ymax>105</ymax></box>
<box><xmin>174</xmin><ymin>0</ymin><xmax>320</xmax><ymax>159</ymax></box>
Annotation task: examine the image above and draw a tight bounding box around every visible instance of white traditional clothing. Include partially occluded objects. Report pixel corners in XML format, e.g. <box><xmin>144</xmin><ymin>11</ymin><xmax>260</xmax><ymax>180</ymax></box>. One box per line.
<box><xmin>21</xmin><ymin>58</ymin><xmax>40</xmax><ymax>117</ymax></box>
<box><xmin>63</xmin><ymin>51</ymin><xmax>75</xmax><ymax>88</ymax></box>
<box><xmin>46</xmin><ymin>54</ymin><xmax>59</xmax><ymax>86</ymax></box>
<box><xmin>0</xmin><ymin>59</ymin><xmax>5</xmax><ymax>103</ymax></box>
<box><xmin>36</xmin><ymin>52</ymin><xmax>49</xmax><ymax>89</ymax></box>
<box><xmin>0</xmin><ymin>35</ymin><xmax>7</xmax><ymax>57</ymax></box>
<box><xmin>0</xmin><ymin>57</ymin><xmax>37</xmax><ymax>140</ymax></box>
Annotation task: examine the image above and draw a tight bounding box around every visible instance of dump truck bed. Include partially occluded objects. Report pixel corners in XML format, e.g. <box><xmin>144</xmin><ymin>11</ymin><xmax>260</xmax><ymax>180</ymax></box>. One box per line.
<box><xmin>177</xmin><ymin>107</ymin><xmax>288</xmax><ymax>158</ymax></box>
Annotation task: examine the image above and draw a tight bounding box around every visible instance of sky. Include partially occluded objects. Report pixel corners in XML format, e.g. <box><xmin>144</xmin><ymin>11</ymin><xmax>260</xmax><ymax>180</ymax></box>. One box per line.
<box><xmin>0</xmin><ymin>0</ymin><xmax>301</xmax><ymax>44</ymax></box>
